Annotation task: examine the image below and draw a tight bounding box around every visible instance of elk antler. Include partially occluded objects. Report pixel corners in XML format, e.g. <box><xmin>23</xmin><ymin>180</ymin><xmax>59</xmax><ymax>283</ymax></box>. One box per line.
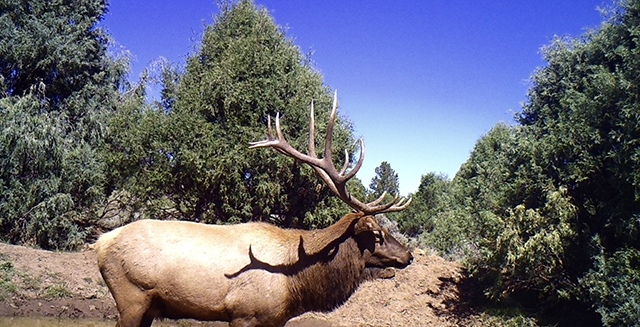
<box><xmin>249</xmin><ymin>91</ymin><xmax>411</xmax><ymax>215</ymax></box>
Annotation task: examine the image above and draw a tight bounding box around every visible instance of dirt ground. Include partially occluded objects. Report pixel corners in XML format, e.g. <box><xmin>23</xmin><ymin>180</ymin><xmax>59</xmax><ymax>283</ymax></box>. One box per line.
<box><xmin>0</xmin><ymin>242</ymin><xmax>482</xmax><ymax>326</ymax></box>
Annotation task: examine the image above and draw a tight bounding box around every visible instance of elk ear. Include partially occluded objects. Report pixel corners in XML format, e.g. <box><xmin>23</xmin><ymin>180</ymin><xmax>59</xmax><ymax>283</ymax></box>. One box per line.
<box><xmin>354</xmin><ymin>216</ymin><xmax>378</xmax><ymax>235</ymax></box>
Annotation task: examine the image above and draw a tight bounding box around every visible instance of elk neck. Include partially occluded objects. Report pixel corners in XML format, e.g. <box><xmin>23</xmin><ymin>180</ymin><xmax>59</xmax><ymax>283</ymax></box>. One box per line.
<box><xmin>297</xmin><ymin>212</ymin><xmax>365</xmax><ymax>256</ymax></box>
<box><xmin>285</xmin><ymin>236</ymin><xmax>366</xmax><ymax>315</ymax></box>
<box><xmin>222</xmin><ymin>212</ymin><xmax>367</xmax><ymax>279</ymax></box>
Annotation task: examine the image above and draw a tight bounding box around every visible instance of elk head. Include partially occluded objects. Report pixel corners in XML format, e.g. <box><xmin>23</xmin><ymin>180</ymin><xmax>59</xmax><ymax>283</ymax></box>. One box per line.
<box><xmin>354</xmin><ymin>215</ymin><xmax>412</xmax><ymax>269</ymax></box>
<box><xmin>250</xmin><ymin>90</ymin><xmax>412</xmax><ymax>270</ymax></box>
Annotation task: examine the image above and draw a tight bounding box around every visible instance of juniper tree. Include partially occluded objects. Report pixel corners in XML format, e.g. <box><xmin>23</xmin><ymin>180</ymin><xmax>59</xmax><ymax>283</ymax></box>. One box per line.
<box><xmin>0</xmin><ymin>0</ymin><xmax>126</xmax><ymax>249</ymax></box>
<box><xmin>106</xmin><ymin>0</ymin><xmax>360</xmax><ymax>228</ymax></box>
<box><xmin>439</xmin><ymin>1</ymin><xmax>640</xmax><ymax>324</ymax></box>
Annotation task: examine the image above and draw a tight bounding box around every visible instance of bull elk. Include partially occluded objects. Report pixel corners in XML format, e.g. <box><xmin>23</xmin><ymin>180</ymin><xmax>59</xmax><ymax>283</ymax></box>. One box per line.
<box><xmin>93</xmin><ymin>91</ymin><xmax>412</xmax><ymax>327</ymax></box>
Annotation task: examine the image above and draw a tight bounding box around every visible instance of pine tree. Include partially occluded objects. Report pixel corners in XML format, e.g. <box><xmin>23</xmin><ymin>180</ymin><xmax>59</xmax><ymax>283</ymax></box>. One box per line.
<box><xmin>369</xmin><ymin>161</ymin><xmax>399</xmax><ymax>200</ymax></box>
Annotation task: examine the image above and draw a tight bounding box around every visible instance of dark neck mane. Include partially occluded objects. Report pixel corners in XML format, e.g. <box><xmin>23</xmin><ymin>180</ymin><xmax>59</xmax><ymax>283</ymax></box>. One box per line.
<box><xmin>286</xmin><ymin>237</ymin><xmax>366</xmax><ymax>314</ymax></box>
<box><xmin>223</xmin><ymin>212</ymin><xmax>369</xmax><ymax>315</ymax></box>
<box><xmin>299</xmin><ymin>212</ymin><xmax>364</xmax><ymax>256</ymax></box>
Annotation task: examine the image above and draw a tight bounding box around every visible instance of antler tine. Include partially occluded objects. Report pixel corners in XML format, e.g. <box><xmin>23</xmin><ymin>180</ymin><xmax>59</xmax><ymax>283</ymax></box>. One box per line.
<box><xmin>266</xmin><ymin>115</ymin><xmax>274</xmax><ymax>140</ymax></box>
<box><xmin>343</xmin><ymin>139</ymin><xmax>364</xmax><ymax>181</ymax></box>
<box><xmin>250</xmin><ymin>108</ymin><xmax>325</xmax><ymax>169</ymax></box>
<box><xmin>323</xmin><ymin>90</ymin><xmax>338</xmax><ymax>162</ymax></box>
<box><xmin>387</xmin><ymin>196</ymin><xmax>412</xmax><ymax>212</ymax></box>
<box><xmin>395</xmin><ymin>197</ymin><xmax>408</xmax><ymax>206</ymax></box>
<box><xmin>372</xmin><ymin>193</ymin><xmax>399</xmax><ymax>212</ymax></box>
<box><xmin>363</xmin><ymin>193</ymin><xmax>413</xmax><ymax>214</ymax></box>
<box><xmin>275</xmin><ymin>113</ymin><xmax>284</xmax><ymax>142</ymax></box>
<box><xmin>339</xmin><ymin>149</ymin><xmax>349</xmax><ymax>176</ymax></box>
<box><xmin>250</xmin><ymin>90</ymin><xmax>411</xmax><ymax>215</ymax></box>
<box><xmin>367</xmin><ymin>191</ymin><xmax>388</xmax><ymax>206</ymax></box>
<box><xmin>309</xmin><ymin>100</ymin><xmax>317</xmax><ymax>158</ymax></box>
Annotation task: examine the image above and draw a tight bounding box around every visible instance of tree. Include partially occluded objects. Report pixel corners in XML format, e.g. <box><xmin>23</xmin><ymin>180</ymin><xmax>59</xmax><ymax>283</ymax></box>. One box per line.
<box><xmin>105</xmin><ymin>0</ymin><xmax>359</xmax><ymax>229</ymax></box>
<box><xmin>435</xmin><ymin>1</ymin><xmax>640</xmax><ymax>324</ymax></box>
<box><xmin>0</xmin><ymin>0</ymin><xmax>126</xmax><ymax>249</ymax></box>
<box><xmin>442</xmin><ymin>124</ymin><xmax>577</xmax><ymax>305</ymax></box>
<box><xmin>394</xmin><ymin>172</ymin><xmax>450</xmax><ymax>237</ymax></box>
<box><xmin>369</xmin><ymin>161</ymin><xmax>399</xmax><ymax>200</ymax></box>
<box><xmin>517</xmin><ymin>1</ymin><xmax>640</xmax><ymax>323</ymax></box>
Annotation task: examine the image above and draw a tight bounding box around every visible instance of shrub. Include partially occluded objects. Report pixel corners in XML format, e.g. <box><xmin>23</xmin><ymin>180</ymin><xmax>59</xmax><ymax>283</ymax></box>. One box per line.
<box><xmin>581</xmin><ymin>246</ymin><xmax>640</xmax><ymax>327</ymax></box>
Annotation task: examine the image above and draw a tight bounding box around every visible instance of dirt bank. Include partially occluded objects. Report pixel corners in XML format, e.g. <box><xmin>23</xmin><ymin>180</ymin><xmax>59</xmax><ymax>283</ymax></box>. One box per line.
<box><xmin>0</xmin><ymin>242</ymin><xmax>478</xmax><ymax>326</ymax></box>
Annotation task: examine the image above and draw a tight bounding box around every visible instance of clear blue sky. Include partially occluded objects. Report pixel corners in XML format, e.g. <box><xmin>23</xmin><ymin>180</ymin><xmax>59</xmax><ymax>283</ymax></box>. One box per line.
<box><xmin>102</xmin><ymin>0</ymin><xmax>608</xmax><ymax>195</ymax></box>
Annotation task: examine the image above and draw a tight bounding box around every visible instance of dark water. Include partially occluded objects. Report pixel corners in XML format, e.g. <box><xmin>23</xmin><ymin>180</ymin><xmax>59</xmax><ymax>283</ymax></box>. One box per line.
<box><xmin>0</xmin><ymin>317</ymin><xmax>331</xmax><ymax>327</ymax></box>
<box><xmin>0</xmin><ymin>317</ymin><xmax>217</xmax><ymax>327</ymax></box>
<box><xmin>0</xmin><ymin>317</ymin><xmax>113</xmax><ymax>327</ymax></box>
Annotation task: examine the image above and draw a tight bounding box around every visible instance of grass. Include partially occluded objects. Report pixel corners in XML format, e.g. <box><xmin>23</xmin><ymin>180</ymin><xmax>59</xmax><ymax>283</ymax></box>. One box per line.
<box><xmin>467</xmin><ymin>306</ymin><xmax>541</xmax><ymax>327</ymax></box>
<box><xmin>0</xmin><ymin>253</ymin><xmax>88</xmax><ymax>302</ymax></box>
<box><xmin>474</xmin><ymin>313</ymin><xmax>539</xmax><ymax>327</ymax></box>
<box><xmin>0</xmin><ymin>259</ymin><xmax>18</xmax><ymax>301</ymax></box>
<box><xmin>43</xmin><ymin>282</ymin><xmax>72</xmax><ymax>299</ymax></box>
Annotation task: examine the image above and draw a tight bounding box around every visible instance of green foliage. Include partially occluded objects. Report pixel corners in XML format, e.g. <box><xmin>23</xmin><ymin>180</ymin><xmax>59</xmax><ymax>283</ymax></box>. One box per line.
<box><xmin>43</xmin><ymin>282</ymin><xmax>72</xmax><ymax>299</ymax></box>
<box><xmin>0</xmin><ymin>0</ymin><xmax>126</xmax><ymax>249</ymax></box>
<box><xmin>581</xmin><ymin>246</ymin><xmax>640</xmax><ymax>327</ymax></box>
<box><xmin>105</xmin><ymin>0</ymin><xmax>359</xmax><ymax>228</ymax></box>
<box><xmin>102</xmin><ymin>76</ymin><xmax>176</xmax><ymax>220</ymax></box>
<box><xmin>486</xmin><ymin>188</ymin><xmax>577</xmax><ymax>301</ymax></box>
<box><xmin>0</xmin><ymin>259</ymin><xmax>17</xmax><ymax>301</ymax></box>
<box><xmin>425</xmin><ymin>1</ymin><xmax>640</xmax><ymax>323</ymax></box>
<box><xmin>0</xmin><ymin>0</ymin><xmax>115</xmax><ymax>102</ymax></box>
<box><xmin>394</xmin><ymin>172</ymin><xmax>450</xmax><ymax>237</ymax></box>
<box><xmin>368</xmin><ymin>161</ymin><xmax>400</xmax><ymax>200</ymax></box>
<box><xmin>515</xmin><ymin>0</ymin><xmax>640</xmax><ymax>321</ymax></box>
<box><xmin>440</xmin><ymin>124</ymin><xmax>578</xmax><ymax>302</ymax></box>
<box><xmin>472</xmin><ymin>307</ymin><xmax>539</xmax><ymax>327</ymax></box>
<box><xmin>519</xmin><ymin>2</ymin><xmax>640</xmax><ymax>251</ymax></box>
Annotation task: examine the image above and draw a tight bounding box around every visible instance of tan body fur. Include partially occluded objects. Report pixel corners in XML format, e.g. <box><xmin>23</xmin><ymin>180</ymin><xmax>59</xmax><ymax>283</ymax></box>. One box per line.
<box><xmin>93</xmin><ymin>213</ymin><xmax>412</xmax><ymax>327</ymax></box>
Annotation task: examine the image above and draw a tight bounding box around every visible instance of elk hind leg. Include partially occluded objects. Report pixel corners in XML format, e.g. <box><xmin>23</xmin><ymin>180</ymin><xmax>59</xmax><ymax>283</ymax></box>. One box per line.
<box><xmin>115</xmin><ymin>300</ymin><xmax>154</xmax><ymax>327</ymax></box>
<box><xmin>230</xmin><ymin>317</ymin><xmax>287</xmax><ymax>327</ymax></box>
<box><xmin>111</xmin><ymin>284</ymin><xmax>154</xmax><ymax>327</ymax></box>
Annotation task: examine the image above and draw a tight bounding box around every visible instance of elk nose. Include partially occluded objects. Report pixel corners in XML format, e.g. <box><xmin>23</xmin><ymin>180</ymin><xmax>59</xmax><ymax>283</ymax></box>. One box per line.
<box><xmin>398</xmin><ymin>251</ymin><xmax>413</xmax><ymax>267</ymax></box>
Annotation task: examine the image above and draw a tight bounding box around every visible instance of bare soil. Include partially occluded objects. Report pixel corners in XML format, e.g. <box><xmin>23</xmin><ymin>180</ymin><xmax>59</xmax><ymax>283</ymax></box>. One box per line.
<box><xmin>0</xmin><ymin>243</ymin><xmax>481</xmax><ymax>326</ymax></box>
